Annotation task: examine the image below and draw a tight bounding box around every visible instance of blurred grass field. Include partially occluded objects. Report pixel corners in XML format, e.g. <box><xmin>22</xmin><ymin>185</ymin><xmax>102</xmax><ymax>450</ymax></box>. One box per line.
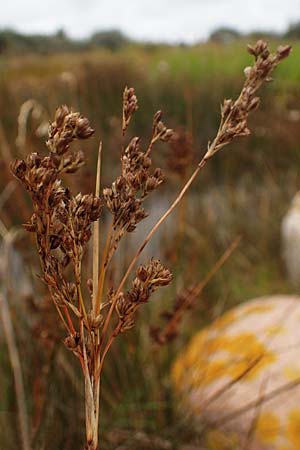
<box><xmin>0</xmin><ymin>39</ymin><xmax>300</xmax><ymax>449</ymax></box>
<box><xmin>1</xmin><ymin>40</ymin><xmax>300</xmax><ymax>81</ymax></box>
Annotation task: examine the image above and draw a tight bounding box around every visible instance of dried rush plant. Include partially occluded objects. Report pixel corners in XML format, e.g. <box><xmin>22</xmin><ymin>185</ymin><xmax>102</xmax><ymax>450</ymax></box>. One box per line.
<box><xmin>11</xmin><ymin>41</ymin><xmax>290</xmax><ymax>450</ymax></box>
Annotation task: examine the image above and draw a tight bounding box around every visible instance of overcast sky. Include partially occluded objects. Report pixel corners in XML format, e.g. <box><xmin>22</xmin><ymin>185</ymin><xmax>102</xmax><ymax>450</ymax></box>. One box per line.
<box><xmin>2</xmin><ymin>0</ymin><xmax>300</xmax><ymax>43</ymax></box>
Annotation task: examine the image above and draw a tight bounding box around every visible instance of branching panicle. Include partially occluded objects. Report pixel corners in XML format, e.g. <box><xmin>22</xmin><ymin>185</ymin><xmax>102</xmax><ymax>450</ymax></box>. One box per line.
<box><xmin>10</xmin><ymin>41</ymin><xmax>291</xmax><ymax>450</ymax></box>
<box><xmin>116</xmin><ymin>259</ymin><xmax>172</xmax><ymax>333</ymax></box>
<box><xmin>205</xmin><ymin>41</ymin><xmax>291</xmax><ymax>159</ymax></box>
<box><xmin>102</xmin><ymin>90</ymin><xmax>171</xmax><ymax>269</ymax></box>
<box><xmin>47</xmin><ymin>105</ymin><xmax>94</xmax><ymax>154</ymax></box>
<box><xmin>122</xmin><ymin>87</ymin><xmax>138</xmax><ymax>135</ymax></box>
<box><xmin>152</xmin><ymin>110</ymin><xmax>174</xmax><ymax>143</ymax></box>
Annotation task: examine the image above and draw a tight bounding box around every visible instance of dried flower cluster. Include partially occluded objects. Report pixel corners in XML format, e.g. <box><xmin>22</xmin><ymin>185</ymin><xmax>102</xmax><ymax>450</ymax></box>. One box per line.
<box><xmin>102</xmin><ymin>93</ymin><xmax>173</xmax><ymax>269</ymax></box>
<box><xmin>205</xmin><ymin>40</ymin><xmax>291</xmax><ymax>159</ymax></box>
<box><xmin>11</xmin><ymin>108</ymin><xmax>102</xmax><ymax>341</ymax></box>
<box><xmin>152</xmin><ymin>110</ymin><xmax>174</xmax><ymax>143</ymax></box>
<box><xmin>122</xmin><ymin>86</ymin><xmax>138</xmax><ymax>135</ymax></box>
<box><xmin>116</xmin><ymin>258</ymin><xmax>172</xmax><ymax>333</ymax></box>
<box><xmin>10</xmin><ymin>41</ymin><xmax>291</xmax><ymax>450</ymax></box>
<box><xmin>103</xmin><ymin>138</ymin><xmax>162</xmax><ymax>235</ymax></box>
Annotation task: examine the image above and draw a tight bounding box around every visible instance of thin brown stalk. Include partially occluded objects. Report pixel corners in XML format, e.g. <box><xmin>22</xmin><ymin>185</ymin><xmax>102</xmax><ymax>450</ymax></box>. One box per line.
<box><xmin>156</xmin><ymin>236</ymin><xmax>241</xmax><ymax>343</ymax></box>
<box><xmin>92</xmin><ymin>142</ymin><xmax>102</xmax><ymax>314</ymax></box>
<box><xmin>201</xmin><ymin>354</ymin><xmax>263</xmax><ymax>411</ymax></box>
<box><xmin>98</xmin><ymin>322</ymin><xmax>122</xmax><ymax>377</ymax></box>
<box><xmin>179</xmin><ymin>235</ymin><xmax>241</xmax><ymax>301</ymax></box>
<box><xmin>144</xmin><ymin>133</ymin><xmax>162</xmax><ymax>157</ymax></box>
<box><xmin>242</xmin><ymin>376</ymin><xmax>269</xmax><ymax>450</ymax></box>
<box><xmin>95</xmin><ymin>221</ymin><xmax>114</xmax><ymax>316</ymax></box>
<box><xmin>0</xmin><ymin>229</ymin><xmax>30</xmax><ymax>450</ymax></box>
<box><xmin>0</xmin><ymin>292</ymin><xmax>31</xmax><ymax>450</ymax></box>
<box><xmin>77</xmin><ymin>281</ymin><xmax>89</xmax><ymax>329</ymax></box>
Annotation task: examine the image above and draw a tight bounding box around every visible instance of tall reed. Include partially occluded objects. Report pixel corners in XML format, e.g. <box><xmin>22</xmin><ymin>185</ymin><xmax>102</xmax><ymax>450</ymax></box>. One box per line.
<box><xmin>11</xmin><ymin>40</ymin><xmax>290</xmax><ymax>450</ymax></box>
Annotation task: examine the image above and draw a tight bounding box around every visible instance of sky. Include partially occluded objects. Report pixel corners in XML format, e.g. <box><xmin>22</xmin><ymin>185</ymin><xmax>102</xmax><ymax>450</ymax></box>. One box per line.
<box><xmin>1</xmin><ymin>0</ymin><xmax>300</xmax><ymax>43</ymax></box>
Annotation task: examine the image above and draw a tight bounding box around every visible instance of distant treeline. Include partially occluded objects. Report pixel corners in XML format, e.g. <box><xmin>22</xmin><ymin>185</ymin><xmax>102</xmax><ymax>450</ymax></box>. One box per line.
<box><xmin>0</xmin><ymin>29</ymin><xmax>133</xmax><ymax>55</ymax></box>
<box><xmin>0</xmin><ymin>22</ymin><xmax>299</xmax><ymax>55</ymax></box>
